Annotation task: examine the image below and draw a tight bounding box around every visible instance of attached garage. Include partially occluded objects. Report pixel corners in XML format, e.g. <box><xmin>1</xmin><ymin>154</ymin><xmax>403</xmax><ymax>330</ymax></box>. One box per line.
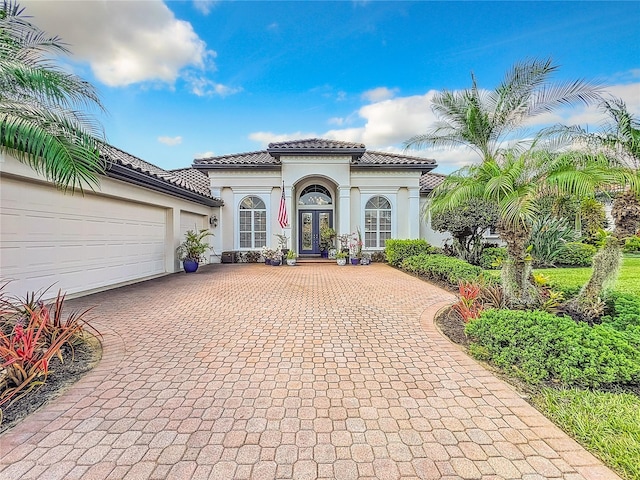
<box><xmin>1</xmin><ymin>176</ymin><xmax>167</xmax><ymax>297</ymax></box>
<box><xmin>0</xmin><ymin>147</ymin><xmax>222</xmax><ymax>300</ymax></box>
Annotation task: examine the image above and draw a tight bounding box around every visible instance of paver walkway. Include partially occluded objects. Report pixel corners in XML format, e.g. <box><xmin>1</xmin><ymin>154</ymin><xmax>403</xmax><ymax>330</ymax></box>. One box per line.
<box><xmin>0</xmin><ymin>264</ymin><xmax>620</xmax><ymax>480</ymax></box>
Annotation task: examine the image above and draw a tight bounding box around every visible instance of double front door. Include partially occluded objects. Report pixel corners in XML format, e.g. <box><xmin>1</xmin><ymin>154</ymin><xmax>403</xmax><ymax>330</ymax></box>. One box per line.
<box><xmin>299</xmin><ymin>210</ymin><xmax>333</xmax><ymax>255</ymax></box>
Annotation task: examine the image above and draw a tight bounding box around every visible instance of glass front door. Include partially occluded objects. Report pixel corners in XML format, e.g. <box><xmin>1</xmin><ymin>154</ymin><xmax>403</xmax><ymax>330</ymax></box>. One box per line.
<box><xmin>299</xmin><ymin>210</ymin><xmax>333</xmax><ymax>255</ymax></box>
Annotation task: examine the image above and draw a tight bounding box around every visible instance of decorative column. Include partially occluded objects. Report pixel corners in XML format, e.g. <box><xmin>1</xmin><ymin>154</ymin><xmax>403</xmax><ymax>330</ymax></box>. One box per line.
<box><xmin>408</xmin><ymin>186</ymin><xmax>421</xmax><ymax>239</ymax></box>
<box><xmin>338</xmin><ymin>185</ymin><xmax>351</xmax><ymax>235</ymax></box>
<box><xmin>283</xmin><ymin>183</ymin><xmax>293</xmax><ymax>249</ymax></box>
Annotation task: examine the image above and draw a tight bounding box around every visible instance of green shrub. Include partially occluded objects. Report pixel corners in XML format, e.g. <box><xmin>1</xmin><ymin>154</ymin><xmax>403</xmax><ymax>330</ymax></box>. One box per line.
<box><xmin>465</xmin><ymin>309</ymin><xmax>640</xmax><ymax>387</ymax></box>
<box><xmin>479</xmin><ymin>247</ymin><xmax>507</xmax><ymax>270</ymax></box>
<box><xmin>623</xmin><ymin>236</ymin><xmax>640</xmax><ymax>254</ymax></box>
<box><xmin>603</xmin><ymin>292</ymin><xmax>640</xmax><ymax>329</ymax></box>
<box><xmin>530</xmin><ymin>214</ymin><xmax>580</xmax><ymax>267</ymax></box>
<box><xmin>601</xmin><ymin>293</ymin><xmax>640</xmax><ymax>349</ymax></box>
<box><xmin>400</xmin><ymin>254</ymin><xmax>482</xmax><ymax>287</ymax></box>
<box><xmin>556</xmin><ymin>242</ymin><xmax>597</xmax><ymax>267</ymax></box>
<box><xmin>384</xmin><ymin>239</ymin><xmax>436</xmax><ymax>266</ymax></box>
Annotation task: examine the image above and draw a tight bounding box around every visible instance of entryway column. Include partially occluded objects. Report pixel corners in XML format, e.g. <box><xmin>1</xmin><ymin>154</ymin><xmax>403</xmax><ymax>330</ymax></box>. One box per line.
<box><xmin>338</xmin><ymin>185</ymin><xmax>350</xmax><ymax>236</ymax></box>
<box><xmin>409</xmin><ymin>186</ymin><xmax>421</xmax><ymax>239</ymax></box>
<box><xmin>283</xmin><ymin>184</ymin><xmax>293</xmax><ymax>249</ymax></box>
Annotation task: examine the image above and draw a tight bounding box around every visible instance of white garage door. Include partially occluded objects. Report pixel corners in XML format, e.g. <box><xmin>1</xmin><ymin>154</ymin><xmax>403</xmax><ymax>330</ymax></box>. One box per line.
<box><xmin>180</xmin><ymin>211</ymin><xmax>206</xmax><ymax>238</ymax></box>
<box><xmin>0</xmin><ymin>177</ymin><xmax>167</xmax><ymax>298</ymax></box>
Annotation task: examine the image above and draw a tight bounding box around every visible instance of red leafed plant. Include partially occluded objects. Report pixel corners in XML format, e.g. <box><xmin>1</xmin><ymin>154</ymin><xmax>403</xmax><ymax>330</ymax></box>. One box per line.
<box><xmin>0</xmin><ymin>286</ymin><xmax>98</xmax><ymax>422</ymax></box>
<box><xmin>452</xmin><ymin>281</ymin><xmax>483</xmax><ymax>323</ymax></box>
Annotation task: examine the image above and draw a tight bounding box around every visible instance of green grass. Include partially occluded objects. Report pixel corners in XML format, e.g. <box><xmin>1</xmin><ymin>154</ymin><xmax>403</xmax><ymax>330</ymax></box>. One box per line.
<box><xmin>535</xmin><ymin>255</ymin><xmax>640</xmax><ymax>297</ymax></box>
<box><xmin>532</xmin><ymin>388</ymin><xmax>640</xmax><ymax>480</ymax></box>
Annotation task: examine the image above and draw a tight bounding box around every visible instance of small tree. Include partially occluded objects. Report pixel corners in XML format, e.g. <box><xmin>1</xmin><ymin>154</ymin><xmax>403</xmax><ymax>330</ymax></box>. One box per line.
<box><xmin>429</xmin><ymin>199</ymin><xmax>498</xmax><ymax>265</ymax></box>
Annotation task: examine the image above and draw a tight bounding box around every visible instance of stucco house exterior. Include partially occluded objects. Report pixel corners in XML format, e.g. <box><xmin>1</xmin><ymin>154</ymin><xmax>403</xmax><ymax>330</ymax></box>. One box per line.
<box><xmin>193</xmin><ymin>139</ymin><xmax>439</xmax><ymax>257</ymax></box>
<box><xmin>1</xmin><ymin>138</ymin><xmax>449</xmax><ymax>299</ymax></box>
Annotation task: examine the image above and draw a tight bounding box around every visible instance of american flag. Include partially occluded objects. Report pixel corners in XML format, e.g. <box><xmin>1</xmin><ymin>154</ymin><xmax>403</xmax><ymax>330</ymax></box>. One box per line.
<box><xmin>278</xmin><ymin>183</ymin><xmax>289</xmax><ymax>228</ymax></box>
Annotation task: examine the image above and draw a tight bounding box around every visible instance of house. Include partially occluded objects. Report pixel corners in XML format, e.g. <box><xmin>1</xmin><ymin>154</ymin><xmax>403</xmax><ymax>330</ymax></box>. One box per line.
<box><xmin>193</xmin><ymin>139</ymin><xmax>438</xmax><ymax>256</ymax></box>
<box><xmin>0</xmin><ymin>138</ymin><xmax>447</xmax><ymax>299</ymax></box>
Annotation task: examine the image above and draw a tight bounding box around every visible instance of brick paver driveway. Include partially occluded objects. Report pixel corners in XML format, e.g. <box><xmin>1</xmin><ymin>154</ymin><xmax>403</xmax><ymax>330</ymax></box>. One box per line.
<box><xmin>1</xmin><ymin>264</ymin><xmax>619</xmax><ymax>479</ymax></box>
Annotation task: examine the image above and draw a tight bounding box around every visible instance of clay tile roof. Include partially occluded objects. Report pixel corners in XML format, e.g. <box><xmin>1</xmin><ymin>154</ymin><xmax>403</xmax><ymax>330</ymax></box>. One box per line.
<box><xmin>267</xmin><ymin>138</ymin><xmax>366</xmax><ymax>150</ymax></box>
<box><xmin>357</xmin><ymin>150</ymin><xmax>436</xmax><ymax>167</ymax></box>
<box><xmin>420</xmin><ymin>172</ymin><xmax>447</xmax><ymax>193</ymax></box>
<box><xmin>193</xmin><ymin>150</ymin><xmax>277</xmax><ymax>167</ymax></box>
<box><xmin>193</xmin><ymin>139</ymin><xmax>437</xmax><ymax>171</ymax></box>
<box><xmin>100</xmin><ymin>144</ymin><xmax>218</xmax><ymax>200</ymax></box>
<box><xmin>170</xmin><ymin>168</ymin><xmax>212</xmax><ymax>197</ymax></box>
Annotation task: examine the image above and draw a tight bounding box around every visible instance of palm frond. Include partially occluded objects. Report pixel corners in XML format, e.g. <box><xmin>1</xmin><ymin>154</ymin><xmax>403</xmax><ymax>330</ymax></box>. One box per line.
<box><xmin>0</xmin><ymin>0</ymin><xmax>106</xmax><ymax>190</ymax></box>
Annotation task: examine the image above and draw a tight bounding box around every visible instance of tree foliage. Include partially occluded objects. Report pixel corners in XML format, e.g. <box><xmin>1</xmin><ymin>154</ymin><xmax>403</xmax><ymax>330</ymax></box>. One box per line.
<box><xmin>430</xmin><ymin>150</ymin><xmax>637</xmax><ymax>308</ymax></box>
<box><xmin>430</xmin><ymin>199</ymin><xmax>498</xmax><ymax>265</ymax></box>
<box><xmin>404</xmin><ymin>58</ymin><xmax>602</xmax><ymax>162</ymax></box>
<box><xmin>0</xmin><ymin>0</ymin><xmax>106</xmax><ymax>191</ymax></box>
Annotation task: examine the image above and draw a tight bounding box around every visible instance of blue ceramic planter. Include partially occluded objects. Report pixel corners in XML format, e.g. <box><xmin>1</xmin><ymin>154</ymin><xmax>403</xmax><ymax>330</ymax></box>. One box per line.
<box><xmin>183</xmin><ymin>259</ymin><xmax>199</xmax><ymax>273</ymax></box>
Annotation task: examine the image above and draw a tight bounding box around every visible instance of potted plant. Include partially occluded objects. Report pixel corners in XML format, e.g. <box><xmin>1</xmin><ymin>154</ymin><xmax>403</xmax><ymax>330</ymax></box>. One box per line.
<box><xmin>360</xmin><ymin>252</ymin><xmax>371</xmax><ymax>265</ymax></box>
<box><xmin>320</xmin><ymin>226</ymin><xmax>336</xmax><ymax>258</ymax></box>
<box><xmin>261</xmin><ymin>246</ymin><xmax>274</xmax><ymax>265</ymax></box>
<box><xmin>176</xmin><ymin>228</ymin><xmax>213</xmax><ymax>273</ymax></box>
<box><xmin>336</xmin><ymin>251</ymin><xmax>348</xmax><ymax>266</ymax></box>
<box><xmin>349</xmin><ymin>227</ymin><xmax>363</xmax><ymax>265</ymax></box>
<box><xmin>274</xmin><ymin>233</ymin><xmax>290</xmax><ymax>258</ymax></box>
<box><xmin>271</xmin><ymin>249</ymin><xmax>283</xmax><ymax>266</ymax></box>
<box><xmin>286</xmin><ymin>250</ymin><xmax>297</xmax><ymax>266</ymax></box>
<box><xmin>337</xmin><ymin>233</ymin><xmax>350</xmax><ymax>254</ymax></box>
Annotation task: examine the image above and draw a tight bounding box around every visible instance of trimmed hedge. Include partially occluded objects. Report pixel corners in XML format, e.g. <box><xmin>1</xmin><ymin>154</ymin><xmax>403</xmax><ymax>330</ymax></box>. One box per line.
<box><xmin>602</xmin><ymin>293</ymin><xmax>640</xmax><ymax>349</ymax></box>
<box><xmin>479</xmin><ymin>247</ymin><xmax>507</xmax><ymax>270</ymax></box>
<box><xmin>384</xmin><ymin>239</ymin><xmax>437</xmax><ymax>266</ymax></box>
<box><xmin>400</xmin><ymin>253</ymin><xmax>482</xmax><ymax>286</ymax></box>
<box><xmin>557</xmin><ymin>242</ymin><xmax>597</xmax><ymax>267</ymax></box>
<box><xmin>465</xmin><ymin>309</ymin><xmax>640</xmax><ymax>387</ymax></box>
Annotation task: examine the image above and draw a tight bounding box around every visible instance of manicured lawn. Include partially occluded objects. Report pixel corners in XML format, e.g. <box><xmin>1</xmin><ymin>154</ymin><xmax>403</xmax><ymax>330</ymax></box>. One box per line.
<box><xmin>536</xmin><ymin>255</ymin><xmax>640</xmax><ymax>296</ymax></box>
<box><xmin>532</xmin><ymin>388</ymin><xmax>640</xmax><ymax>480</ymax></box>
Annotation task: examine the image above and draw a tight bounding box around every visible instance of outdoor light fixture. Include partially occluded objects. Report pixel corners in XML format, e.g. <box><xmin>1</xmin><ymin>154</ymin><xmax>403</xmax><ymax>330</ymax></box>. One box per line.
<box><xmin>210</xmin><ymin>215</ymin><xmax>218</xmax><ymax>227</ymax></box>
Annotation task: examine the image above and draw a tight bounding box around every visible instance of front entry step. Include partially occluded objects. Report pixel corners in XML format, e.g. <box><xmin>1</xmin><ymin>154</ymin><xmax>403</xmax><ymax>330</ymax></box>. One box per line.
<box><xmin>296</xmin><ymin>257</ymin><xmax>335</xmax><ymax>264</ymax></box>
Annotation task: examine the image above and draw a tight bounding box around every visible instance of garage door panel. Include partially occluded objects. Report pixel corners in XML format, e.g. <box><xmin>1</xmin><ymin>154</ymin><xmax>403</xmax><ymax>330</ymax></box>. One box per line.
<box><xmin>1</xmin><ymin>177</ymin><xmax>168</xmax><ymax>298</ymax></box>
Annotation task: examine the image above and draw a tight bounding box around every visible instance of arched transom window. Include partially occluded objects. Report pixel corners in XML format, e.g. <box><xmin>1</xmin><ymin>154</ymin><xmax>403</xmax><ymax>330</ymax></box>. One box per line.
<box><xmin>239</xmin><ymin>196</ymin><xmax>266</xmax><ymax>249</ymax></box>
<box><xmin>298</xmin><ymin>185</ymin><xmax>332</xmax><ymax>206</ymax></box>
<box><xmin>365</xmin><ymin>196</ymin><xmax>391</xmax><ymax>248</ymax></box>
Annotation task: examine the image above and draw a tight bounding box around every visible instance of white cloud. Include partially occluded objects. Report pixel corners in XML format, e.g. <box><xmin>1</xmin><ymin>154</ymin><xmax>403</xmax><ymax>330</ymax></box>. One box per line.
<box><xmin>249</xmin><ymin>77</ymin><xmax>640</xmax><ymax>172</ymax></box>
<box><xmin>194</xmin><ymin>151</ymin><xmax>215</xmax><ymax>159</ymax></box>
<box><xmin>361</xmin><ymin>87</ymin><xmax>398</xmax><ymax>102</ymax></box>
<box><xmin>322</xmin><ymin>91</ymin><xmax>438</xmax><ymax>148</ymax></box>
<box><xmin>328</xmin><ymin>117</ymin><xmax>346</xmax><ymax>126</ymax></box>
<box><xmin>193</xmin><ymin>0</ymin><xmax>217</xmax><ymax>15</ymax></box>
<box><xmin>23</xmin><ymin>0</ymin><xmax>214</xmax><ymax>87</ymax></box>
<box><xmin>185</xmin><ymin>74</ymin><xmax>242</xmax><ymax>97</ymax></box>
<box><xmin>158</xmin><ymin>136</ymin><xmax>183</xmax><ymax>146</ymax></box>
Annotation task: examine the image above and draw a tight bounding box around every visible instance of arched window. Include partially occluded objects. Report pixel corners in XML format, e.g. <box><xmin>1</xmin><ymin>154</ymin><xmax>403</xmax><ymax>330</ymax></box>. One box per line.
<box><xmin>239</xmin><ymin>196</ymin><xmax>266</xmax><ymax>249</ymax></box>
<box><xmin>365</xmin><ymin>196</ymin><xmax>391</xmax><ymax>248</ymax></box>
<box><xmin>298</xmin><ymin>185</ymin><xmax>332</xmax><ymax>206</ymax></box>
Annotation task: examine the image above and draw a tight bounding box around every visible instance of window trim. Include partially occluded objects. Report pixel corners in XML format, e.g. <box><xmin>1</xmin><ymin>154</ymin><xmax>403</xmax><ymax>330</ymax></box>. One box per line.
<box><xmin>238</xmin><ymin>195</ymin><xmax>267</xmax><ymax>250</ymax></box>
<box><xmin>364</xmin><ymin>195</ymin><xmax>392</xmax><ymax>249</ymax></box>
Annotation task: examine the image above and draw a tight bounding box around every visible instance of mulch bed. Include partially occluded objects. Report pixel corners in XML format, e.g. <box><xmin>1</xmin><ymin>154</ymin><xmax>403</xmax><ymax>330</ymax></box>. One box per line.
<box><xmin>0</xmin><ymin>334</ymin><xmax>102</xmax><ymax>434</ymax></box>
<box><xmin>434</xmin><ymin>307</ymin><xmax>469</xmax><ymax>348</ymax></box>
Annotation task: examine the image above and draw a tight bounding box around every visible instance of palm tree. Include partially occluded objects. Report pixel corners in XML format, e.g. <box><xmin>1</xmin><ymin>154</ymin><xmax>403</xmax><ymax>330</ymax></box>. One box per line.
<box><xmin>559</xmin><ymin>98</ymin><xmax>640</xmax><ymax>315</ymax></box>
<box><xmin>0</xmin><ymin>0</ymin><xmax>106</xmax><ymax>191</ymax></box>
<box><xmin>404</xmin><ymin>58</ymin><xmax>602</xmax><ymax>162</ymax></box>
<box><xmin>430</xmin><ymin>150</ymin><xmax>637</xmax><ymax>308</ymax></box>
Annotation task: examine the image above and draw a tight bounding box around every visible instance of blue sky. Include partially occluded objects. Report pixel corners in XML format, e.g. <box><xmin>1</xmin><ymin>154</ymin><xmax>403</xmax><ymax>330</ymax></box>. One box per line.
<box><xmin>25</xmin><ymin>1</ymin><xmax>640</xmax><ymax>173</ymax></box>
